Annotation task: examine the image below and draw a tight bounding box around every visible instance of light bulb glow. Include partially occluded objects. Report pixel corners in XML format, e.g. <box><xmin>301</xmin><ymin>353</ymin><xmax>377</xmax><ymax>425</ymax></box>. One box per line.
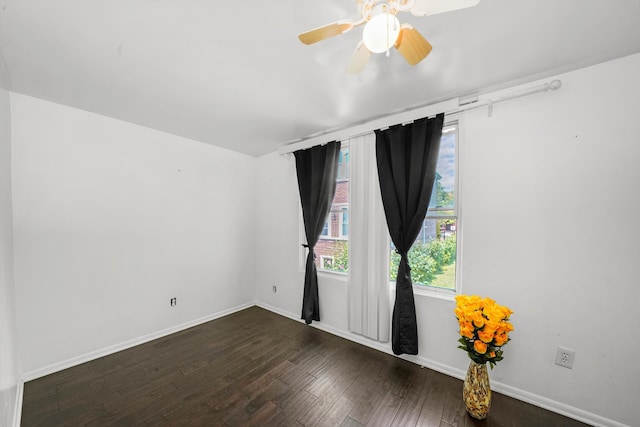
<box><xmin>362</xmin><ymin>13</ymin><xmax>400</xmax><ymax>53</ymax></box>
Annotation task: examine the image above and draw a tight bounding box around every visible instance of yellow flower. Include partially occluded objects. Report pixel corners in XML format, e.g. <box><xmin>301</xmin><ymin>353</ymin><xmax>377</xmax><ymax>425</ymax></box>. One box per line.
<box><xmin>457</xmin><ymin>295</ymin><xmax>482</xmax><ymax>314</ymax></box>
<box><xmin>460</xmin><ymin>322</ymin><xmax>475</xmax><ymax>339</ymax></box>
<box><xmin>494</xmin><ymin>332</ymin><xmax>508</xmax><ymax>346</ymax></box>
<box><xmin>473</xmin><ymin>340</ymin><xmax>488</xmax><ymax>354</ymax></box>
<box><xmin>463</xmin><ymin>309</ymin><xmax>476</xmax><ymax>323</ymax></box>
<box><xmin>455</xmin><ymin>295</ymin><xmax>513</xmax><ymax>366</ymax></box>
<box><xmin>478</xmin><ymin>328</ymin><xmax>495</xmax><ymax>344</ymax></box>
<box><xmin>471</xmin><ymin>311</ymin><xmax>485</xmax><ymax>328</ymax></box>
<box><xmin>483</xmin><ymin>306</ymin><xmax>501</xmax><ymax>322</ymax></box>
<box><xmin>483</xmin><ymin>318</ymin><xmax>499</xmax><ymax>335</ymax></box>
<box><xmin>482</xmin><ymin>297</ymin><xmax>496</xmax><ymax>306</ymax></box>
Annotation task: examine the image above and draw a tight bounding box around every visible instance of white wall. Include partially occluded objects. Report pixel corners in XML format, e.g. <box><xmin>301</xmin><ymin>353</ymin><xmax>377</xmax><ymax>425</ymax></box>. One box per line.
<box><xmin>0</xmin><ymin>53</ymin><xmax>20</xmax><ymax>427</ymax></box>
<box><xmin>255</xmin><ymin>53</ymin><xmax>640</xmax><ymax>427</ymax></box>
<box><xmin>11</xmin><ymin>94</ymin><xmax>257</xmax><ymax>376</ymax></box>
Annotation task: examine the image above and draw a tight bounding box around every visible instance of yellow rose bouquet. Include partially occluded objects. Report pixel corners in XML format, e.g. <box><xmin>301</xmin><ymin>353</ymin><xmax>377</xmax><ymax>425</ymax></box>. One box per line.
<box><xmin>454</xmin><ymin>295</ymin><xmax>514</xmax><ymax>368</ymax></box>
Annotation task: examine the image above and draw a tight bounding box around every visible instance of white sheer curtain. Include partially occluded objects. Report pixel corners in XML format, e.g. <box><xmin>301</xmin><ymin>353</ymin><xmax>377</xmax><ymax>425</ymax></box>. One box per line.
<box><xmin>347</xmin><ymin>133</ymin><xmax>390</xmax><ymax>342</ymax></box>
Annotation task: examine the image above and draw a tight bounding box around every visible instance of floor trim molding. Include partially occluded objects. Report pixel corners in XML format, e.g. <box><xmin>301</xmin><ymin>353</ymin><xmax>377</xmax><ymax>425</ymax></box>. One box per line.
<box><xmin>255</xmin><ymin>302</ymin><xmax>626</xmax><ymax>427</ymax></box>
<box><xmin>13</xmin><ymin>380</ymin><xmax>23</xmax><ymax>427</ymax></box>
<box><xmin>21</xmin><ymin>301</ymin><xmax>255</xmax><ymax>383</ymax></box>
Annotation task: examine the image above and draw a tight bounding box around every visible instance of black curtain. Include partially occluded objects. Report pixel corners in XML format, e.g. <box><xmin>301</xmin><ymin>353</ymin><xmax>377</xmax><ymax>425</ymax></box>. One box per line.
<box><xmin>375</xmin><ymin>113</ymin><xmax>444</xmax><ymax>355</ymax></box>
<box><xmin>294</xmin><ymin>141</ymin><xmax>341</xmax><ymax>324</ymax></box>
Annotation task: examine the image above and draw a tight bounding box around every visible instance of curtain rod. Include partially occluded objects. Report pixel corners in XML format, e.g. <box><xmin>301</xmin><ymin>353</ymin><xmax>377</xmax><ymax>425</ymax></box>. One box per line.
<box><xmin>278</xmin><ymin>79</ymin><xmax>562</xmax><ymax>155</ymax></box>
<box><xmin>453</xmin><ymin>79</ymin><xmax>562</xmax><ymax>117</ymax></box>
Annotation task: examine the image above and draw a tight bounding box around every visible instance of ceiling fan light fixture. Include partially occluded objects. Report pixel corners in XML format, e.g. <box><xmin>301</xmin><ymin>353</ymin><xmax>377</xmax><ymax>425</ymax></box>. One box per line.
<box><xmin>298</xmin><ymin>0</ymin><xmax>482</xmax><ymax>73</ymax></box>
<box><xmin>362</xmin><ymin>13</ymin><xmax>400</xmax><ymax>53</ymax></box>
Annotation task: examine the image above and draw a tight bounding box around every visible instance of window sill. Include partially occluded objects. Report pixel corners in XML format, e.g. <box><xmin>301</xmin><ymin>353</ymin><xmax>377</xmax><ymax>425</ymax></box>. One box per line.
<box><xmin>318</xmin><ymin>270</ymin><xmax>348</xmax><ymax>282</ymax></box>
<box><xmin>389</xmin><ymin>282</ymin><xmax>456</xmax><ymax>301</ymax></box>
<box><xmin>413</xmin><ymin>285</ymin><xmax>456</xmax><ymax>301</ymax></box>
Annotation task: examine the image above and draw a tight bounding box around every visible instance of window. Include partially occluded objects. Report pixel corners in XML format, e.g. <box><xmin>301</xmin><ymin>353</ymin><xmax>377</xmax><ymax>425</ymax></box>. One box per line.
<box><xmin>340</xmin><ymin>208</ymin><xmax>349</xmax><ymax>238</ymax></box>
<box><xmin>300</xmin><ymin>123</ymin><xmax>459</xmax><ymax>286</ymax></box>
<box><xmin>320</xmin><ymin>256</ymin><xmax>335</xmax><ymax>270</ymax></box>
<box><xmin>390</xmin><ymin>122</ymin><xmax>459</xmax><ymax>290</ymax></box>
<box><xmin>337</xmin><ymin>146</ymin><xmax>350</xmax><ymax>181</ymax></box>
<box><xmin>315</xmin><ymin>143</ymin><xmax>350</xmax><ymax>273</ymax></box>
<box><xmin>320</xmin><ymin>219</ymin><xmax>329</xmax><ymax>237</ymax></box>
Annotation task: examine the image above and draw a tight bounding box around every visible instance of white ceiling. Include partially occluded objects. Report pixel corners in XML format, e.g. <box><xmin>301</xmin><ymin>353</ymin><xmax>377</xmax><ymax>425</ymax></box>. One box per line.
<box><xmin>1</xmin><ymin>0</ymin><xmax>640</xmax><ymax>157</ymax></box>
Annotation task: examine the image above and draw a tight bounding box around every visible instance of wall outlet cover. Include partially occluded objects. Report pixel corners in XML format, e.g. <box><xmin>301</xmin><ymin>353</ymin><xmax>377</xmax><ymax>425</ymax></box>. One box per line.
<box><xmin>554</xmin><ymin>346</ymin><xmax>576</xmax><ymax>369</ymax></box>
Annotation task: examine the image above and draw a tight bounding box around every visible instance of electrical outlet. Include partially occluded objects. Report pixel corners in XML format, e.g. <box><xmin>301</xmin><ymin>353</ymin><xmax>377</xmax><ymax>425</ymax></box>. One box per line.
<box><xmin>272</xmin><ymin>285</ymin><xmax>277</xmax><ymax>293</ymax></box>
<box><xmin>170</xmin><ymin>297</ymin><xmax>177</xmax><ymax>307</ymax></box>
<box><xmin>555</xmin><ymin>346</ymin><xmax>575</xmax><ymax>369</ymax></box>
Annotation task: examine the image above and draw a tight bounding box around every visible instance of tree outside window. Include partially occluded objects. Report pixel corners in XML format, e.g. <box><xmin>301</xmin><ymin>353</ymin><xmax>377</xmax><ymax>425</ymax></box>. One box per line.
<box><xmin>390</xmin><ymin>122</ymin><xmax>458</xmax><ymax>290</ymax></box>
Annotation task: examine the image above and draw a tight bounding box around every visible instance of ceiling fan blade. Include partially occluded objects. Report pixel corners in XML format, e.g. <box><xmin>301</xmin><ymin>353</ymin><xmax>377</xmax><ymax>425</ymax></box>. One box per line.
<box><xmin>410</xmin><ymin>0</ymin><xmax>480</xmax><ymax>17</ymax></box>
<box><xmin>346</xmin><ymin>42</ymin><xmax>371</xmax><ymax>74</ymax></box>
<box><xmin>298</xmin><ymin>20</ymin><xmax>354</xmax><ymax>45</ymax></box>
<box><xmin>395</xmin><ymin>24</ymin><xmax>432</xmax><ymax>65</ymax></box>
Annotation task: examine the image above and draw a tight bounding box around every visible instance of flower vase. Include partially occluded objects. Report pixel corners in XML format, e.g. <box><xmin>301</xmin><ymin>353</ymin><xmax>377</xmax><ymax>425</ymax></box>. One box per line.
<box><xmin>463</xmin><ymin>360</ymin><xmax>491</xmax><ymax>419</ymax></box>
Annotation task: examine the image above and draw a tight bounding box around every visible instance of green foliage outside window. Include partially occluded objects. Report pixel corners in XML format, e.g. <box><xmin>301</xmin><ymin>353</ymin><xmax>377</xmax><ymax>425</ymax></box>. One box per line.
<box><xmin>390</xmin><ymin>235</ymin><xmax>457</xmax><ymax>288</ymax></box>
<box><xmin>323</xmin><ymin>241</ymin><xmax>349</xmax><ymax>273</ymax></box>
<box><xmin>322</xmin><ymin>235</ymin><xmax>456</xmax><ymax>288</ymax></box>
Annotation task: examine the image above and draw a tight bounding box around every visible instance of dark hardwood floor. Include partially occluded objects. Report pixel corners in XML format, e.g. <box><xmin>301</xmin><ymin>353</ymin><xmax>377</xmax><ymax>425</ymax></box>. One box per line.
<box><xmin>21</xmin><ymin>306</ymin><xmax>590</xmax><ymax>426</ymax></box>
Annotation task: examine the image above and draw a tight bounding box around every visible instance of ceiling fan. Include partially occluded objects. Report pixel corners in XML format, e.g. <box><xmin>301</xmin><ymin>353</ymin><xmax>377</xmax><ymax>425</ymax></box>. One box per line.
<box><xmin>298</xmin><ymin>0</ymin><xmax>480</xmax><ymax>74</ymax></box>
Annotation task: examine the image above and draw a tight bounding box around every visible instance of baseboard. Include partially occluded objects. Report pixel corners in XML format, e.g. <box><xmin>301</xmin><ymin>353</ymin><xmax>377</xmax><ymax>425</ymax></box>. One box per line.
<box><xmin>491</xmin><ymin>381</ymin><xmax>628</xmax><ymax>427</ymax></box>
<box><xmin>21</xmin><ymin>301</ymin><xmax>255</xmax><ymax>382</ymax></box>
<box><xmin>255</xmin><ymin>302</ymin><xmax>627</xmax><ymax>427</ymax></box>
<box><xmin>13</xmin><ymin>380</ymin><xmax>23</xmax><ymax>427</ymax></box>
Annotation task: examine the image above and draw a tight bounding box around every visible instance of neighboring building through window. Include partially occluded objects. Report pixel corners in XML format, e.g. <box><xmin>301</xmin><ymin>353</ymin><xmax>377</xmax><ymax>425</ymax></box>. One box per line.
<box><xmin>340</xmin><ymin>208</ymin><xmax>348</xmax><ymax>238</ymax></box>
<box><xmin>337</xmin><ymin>146</ymin><xmax>349</xmax><ymax>181</ymax></box>
<box><xmin>320</xmin><ymin>256</ymin><xmax>335</xmax><ymax>270</ymax></box>
<box><xmin>320</xmin><ymin>219</ymin><xmax>329</xmax><ymax>237</ymax></box>
<box><xmin>315</xmin><ymin>143</ymin><xmax>349</xmax><ymax>273</ymax></box>
<box><xmin>390</xmin><ymin>122</ymin><xmax>459</xmax><ymax>290</ymax></box>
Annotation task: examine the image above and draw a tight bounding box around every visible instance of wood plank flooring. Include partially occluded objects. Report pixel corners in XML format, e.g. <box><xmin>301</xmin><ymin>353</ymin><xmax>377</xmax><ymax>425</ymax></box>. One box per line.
<box><xmin>21</xmin><ymin>306</ymin><xmax>590</xmax><ymax>426</ymax></box>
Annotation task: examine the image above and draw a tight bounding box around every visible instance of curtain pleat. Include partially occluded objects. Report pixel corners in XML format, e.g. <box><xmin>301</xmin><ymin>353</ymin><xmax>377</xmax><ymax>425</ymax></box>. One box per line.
<box><xmin>375</xmin><ymin>113</ymin><xmax>444</xmax><ymax>355</ymax></box>
<box><xmin>347</xmin><ymin>133</ymin><xmax>390</xmax><ymax>342</ymax></box>
<box><xmin>294</xmin><ymin>141</ymin><xmax>341</xmax><ymax>324</ymax></box>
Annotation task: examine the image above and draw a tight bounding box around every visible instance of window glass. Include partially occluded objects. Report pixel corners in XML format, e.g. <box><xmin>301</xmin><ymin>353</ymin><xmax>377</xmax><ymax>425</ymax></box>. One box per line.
<box><xmin>337</xmin><ymin>147</ymin><xmax>350</xmax><ymax>181</ymax></box>
<box><xmin>390</xmin><ymin>123</ymin><xmax>458</xmax><ymax>290</ymax></box>
<box><xmin>320</xmin><ymin>220</ymin><xmax>329</xmax><ymax>237</ymax></box>
<box><xmin>316</xmin><ymin>143</ymin><xmax>349</xmax><ymax>273</ymax></box>
<box><xmin>341</xmin><ymin>208</ymin><xmax>349</xmax><ymax>237</ymax></box>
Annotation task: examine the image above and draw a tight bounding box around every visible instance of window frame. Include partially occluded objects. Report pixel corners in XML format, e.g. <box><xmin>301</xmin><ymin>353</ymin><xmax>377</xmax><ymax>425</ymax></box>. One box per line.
<box><xmin>337</xmin><ymin>205</ymin><xmax>348</xmax><ymax>240</ymax></box>
<box><xmin>297</xmin><ymin>118</ymin><xmax>463</xmax><ymax>295</ymax></box>
<box><xmin>320</xmin><ymin>255</ymin><xmax>335</xmax><ymax>270</ymax></box>
<box><xmin>300</xmin><ymin>143</ymin><xmax>350</xmax><ymax>275</ymax></box>
<box><xmin>389</xmin><ymin>119</ymin><xmax>462</xmax><ymax>298</ymax></box>
<box><xmin>340</xmin><ymin>208</ymin><xmax>348</xmax><ymax>238</ymax></box>
<box><xmin>320</xmin><ymin>218</ymin><xmax>330</xmax><ymax>237</ymax></box>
